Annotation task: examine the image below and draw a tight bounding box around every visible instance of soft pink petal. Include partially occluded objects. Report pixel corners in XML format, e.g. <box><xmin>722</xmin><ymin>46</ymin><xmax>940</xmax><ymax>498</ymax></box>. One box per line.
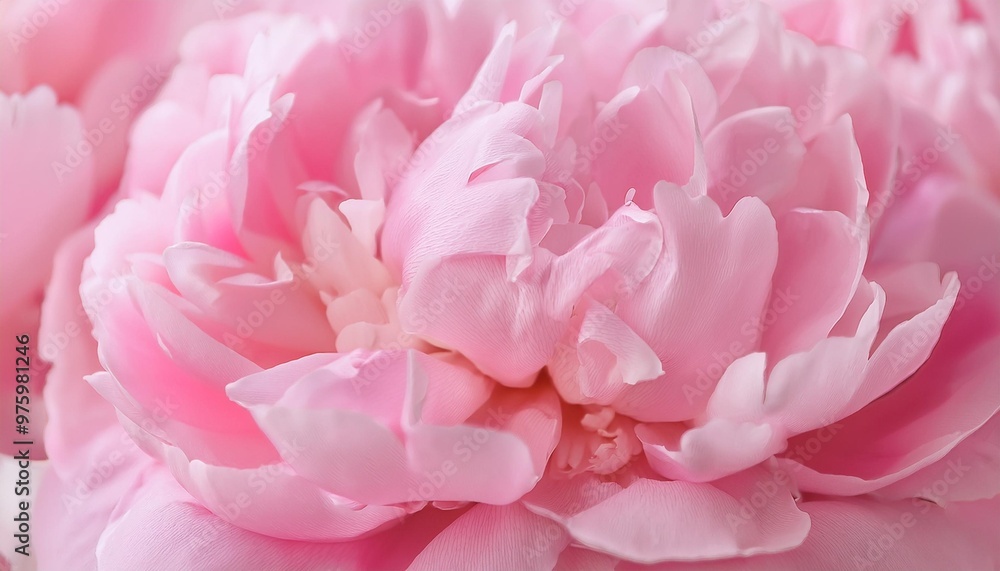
<box><xmin>639</xmin><ymin>420</ymin><xmax>785</xmax><ymax>483</ymax></box>
<box><xmin>398</xmin><ymin>207</ymin><xmax>662</xmax><ymax>386</ymax></box>
<box><xmin>768</xmin><ymin>114</ymin><xmax>868</xmax><ymax>223</ymax></box>
<box><xmin>408</xmin><ymin>503</ymin><xmax>571</xmax><ymax>571</ymax></box>
<box><xmin>95</xmin><ymin>468</ymin><xmax>462</xmax><ymax>571</ymax></box>
<box><xmin>782</xmin><ymin>334</ymin><xmax>1000</xmax><ymax>495</ymax></box>
<box><xmin>610</xmin><ymin>185</ymin><xmax>778</xmax><ymax>421</ymax></box>
<box><xmin>228</xmin><ymin>350</ymin><xmax>559</xmax><ymax>505</ymax></box>
<box><xmin>876</xmin><ymin>412</ymin><xmax>1000</xmax><ymax>504</ymax></box>
<box><xmin>757</xmin><ymin>209</ymin><xmax>865</xmax><ymax>363</ymax></box>
<box><xmin>622</xmin><ymin>496</ymin><xmax>1000</xmax><ymax>571</ymax></box>
<box><xmin>589</xmin><ymin>78</ymin><xmax>697</xmax><ymax>209</ymax></box>
<box><xmin>39</xmin><ymin>225</ymin><xmax>115</xmax><ymax>473</ymax></box>
<box><xmin>34</xmin><ymin>425</ymin><xmax>153</xmax><ymax>571</ymax></box>
<box><xmin>525</xmin><ymin>466</ymin><xmax>809</xmax><ymax>563</ymax></box>
<box><xmin>705</xmin><ymin>107</ymin><xmax>806</xmax><ymax>214</ymax></box>
<box><xmin>0</xmin><ymin>87</ymin><xmax>94</xmax><ymax>313</ymax></box>
<box><xmin>119</xmin><ymin>416</ymin><xmax>407</xmax><ymax>541</ymax></box>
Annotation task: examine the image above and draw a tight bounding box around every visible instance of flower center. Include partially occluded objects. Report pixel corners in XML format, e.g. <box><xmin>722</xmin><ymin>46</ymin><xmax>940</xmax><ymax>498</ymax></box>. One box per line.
<box><xmin>551</xmin><ymin>404</ymin><xmax>642</xmax><ymax>476</ymax></box>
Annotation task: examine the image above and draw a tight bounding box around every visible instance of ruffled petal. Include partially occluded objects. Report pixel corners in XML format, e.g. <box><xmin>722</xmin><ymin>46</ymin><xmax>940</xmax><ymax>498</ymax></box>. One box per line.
<box><xmin>228</xmin><ymin>350</ymin><xmax>560</xmax><ymax>505</ymax></box>
<box><xmin>524</xmin><ymin>465</ymin><xmax>809</xmax><ymax>564</ymax></box>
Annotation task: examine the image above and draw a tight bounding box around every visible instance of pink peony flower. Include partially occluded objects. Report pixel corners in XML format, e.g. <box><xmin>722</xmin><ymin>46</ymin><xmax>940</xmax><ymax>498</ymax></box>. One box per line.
<box><xmin>770</xmin><ymin>0</ymin><xmax>1000</xmax><ymax>193</ymax></box>
<box><xmin>0</xmin><ymin>0</ymin><xmax>250</xmax><ymax>200</ymax></box>
<box><xmin>0</xmin><ymin>1</ymin><xmax>257</xmax><ymax>565</ymax></box>
<box><xmin>0</xmin><ymin>0</ymin><xmax>251</xmax><ymax>464</ymax></box>
<box><xmin>0</xmin><ymin>87</ymin><xmax>94</xmax><ymax>459</ymax></box>
<box><xmin>4</xmin><ymin>0</ymin><xmax>998</xmax><ymax>569</ymax></box>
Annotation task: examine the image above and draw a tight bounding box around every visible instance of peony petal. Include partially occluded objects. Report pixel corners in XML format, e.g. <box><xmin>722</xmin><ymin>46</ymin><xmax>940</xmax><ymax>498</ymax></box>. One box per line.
<box><xmin>705</xmin><ymin>107</ymin><xmax>806</xmax><ymax>214</ymax></box>
<box><xmin>639</xmin><ymin>419</ymin><xmax>785</xmax><ymax>483</ymax></box>
<box><xmin>0</xmin><ymin>87</ymin><xmax>94</xmax><ymax>313</ymax></box>
<box><xmin>382</xmin><ymin>100</ymin><xmax>549</xmax><ymax>281</ymax></box>
<box><xmin>782</xmin><ymin>334</ymin><xmax>1000</xmax><ymax>495</ymax></box>
<box><xmin>619</xmin><ymin>496</ymin><xmax>1000</xmax><ymax>571</ymax></box>
<box><xmin>525</xmin><ymin>465</ymin><xmax>809</xmax><ymax>563</ymax></box>
<box><xmin>877</xmin><ymin>412</ymin><xmax>1000</xmax><ymax>504</ymax></box>
<box><xmin>610</xmin><ymin>185</ymin><xmax>778</xmax><ymax>421</ymax></box>
<box><xmin>119</xmin><ymin>415</ymin><xmax>407</xmax><ymax>542</ymax></box>
<box><xmin>34</xmin><ymin>425</ymin><xmax>153</xmax><ymax>571</ymax></box>
<box><xmin>228</xmin><ymin>350</ymin><xmax>557</xmax><ymax>505</ymax></box>
<box><xmin>95</xmin><ymin>468</ymin><xmax>462</xmax><ymax>571</ymax></box>
<box><xmin>842</xmin><ymin>267</ymin><xmax>960</xmax><ymax>415</ymax></box>
<box><xmin>757</xmin><ymin>282</ymin><xmax>884</xmax><ymax>434</ymax></box>
<box><xmin>300</xmin><ymin>197</ymin><xmax>393</xmax><ymax>296</ymax></box>
<box><xmin>398</xmin><ymin>206</ymin><xmax>662</xmax><ymax>387</ymax></box>
<box><xmin>550</xmin><ymin>297</ymin><xmax>663</xmax><ymax>406</ymax></box>
<box><xmin>85</xmin><ymin>277</ymin><xmax>276</xmax><ymax>468</ymax></box>
<box><xmin>164</xmin><ymin>241</ymin><xmax>336</xmax><ymax>354</ymax></box>
<box><xmin>589</xmin><ymin>79</ymin><xmax>697</xmax><ymax>209</ymax></box>
<box><xmin>408</xmin><ymin>503</ymin><xmax>571</xmax><ymax>571</ymax></box>
<box><xmin>768</xmin><ymin>114</ymin><xmax>868</xmax><ymax>223</ymax></box>
<box><xmin>757</xmin><ymin>209</ymin><xmax>865</xmax><ymax>364</ymax></box>
<box><xmin>39</xmin><ymin>226</ymin><xmax>114</xmax><ymax>474</ymax></box>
